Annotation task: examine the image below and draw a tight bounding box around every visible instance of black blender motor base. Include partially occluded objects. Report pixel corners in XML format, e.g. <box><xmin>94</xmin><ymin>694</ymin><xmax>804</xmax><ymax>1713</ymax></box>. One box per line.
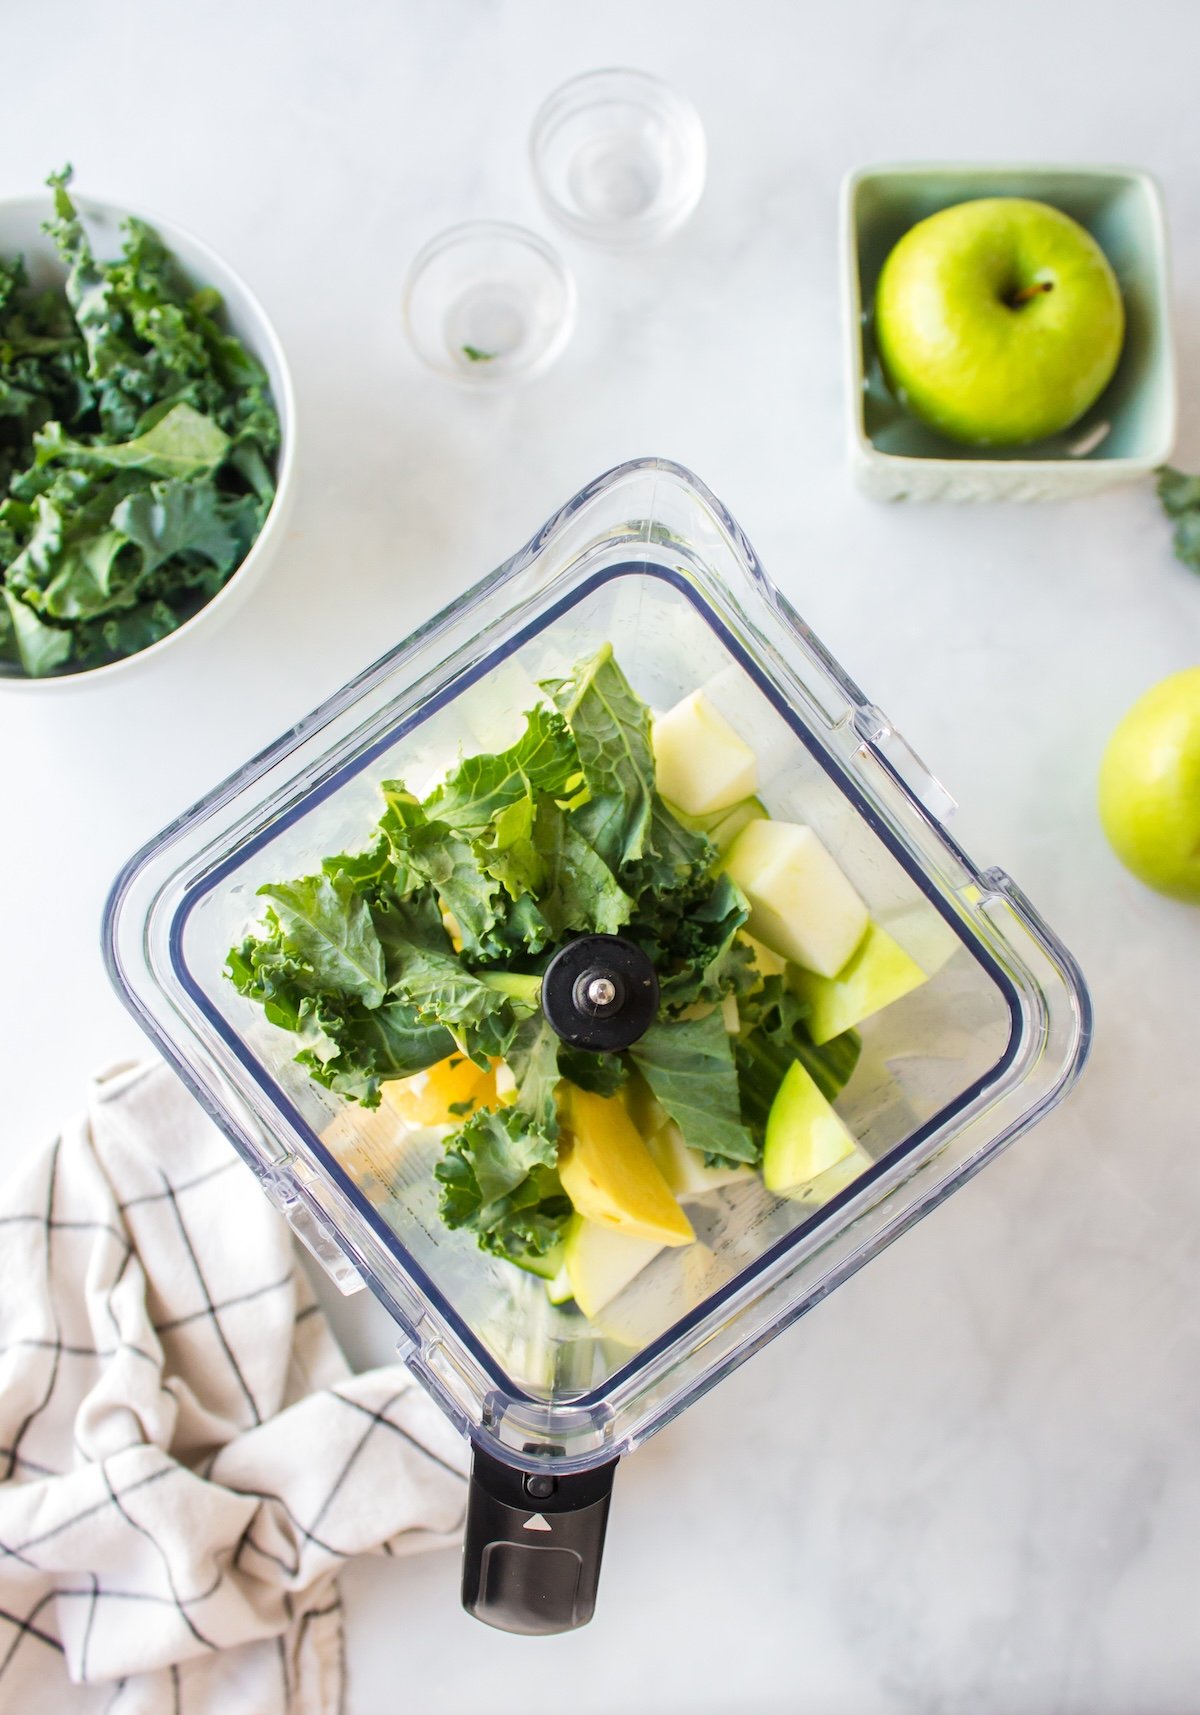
<box><xmin>462</xmin><ymin>1443</ymin><xmax>619</xmax><ymax>1634</ymax></box>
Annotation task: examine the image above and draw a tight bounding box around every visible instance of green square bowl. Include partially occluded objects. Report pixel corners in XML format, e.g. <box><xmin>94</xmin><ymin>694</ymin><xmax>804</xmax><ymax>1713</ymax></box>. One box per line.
<box><xmin>841</xmin><ymin>163</ymin><xmax>1177</xmax><ymax>501</ymax></box>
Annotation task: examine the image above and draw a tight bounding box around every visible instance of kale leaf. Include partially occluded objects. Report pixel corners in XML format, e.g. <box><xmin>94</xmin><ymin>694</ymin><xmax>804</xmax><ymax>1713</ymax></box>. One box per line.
<box><xmin>506</xmin><ymin>1013</ymin><xmax>563</xmax><ymax>1135</ymax></box>
<box><xmin>35</xmin><ymin>400</ymin><xmax>230</xmax><ymax>478</ymax></box>
<box><xmin>390</xmin><ymin>802</ymin><xmax>507</xmax><ymax>960</ymax></box>
<box><xmin>1157</xmin><ymin>466</ymin><xmax>1200</xmax><ymax>575</ymax></box>
<box><xmin>556</xmin><ymin>1046</ymin><xmax>629</xmax><ymax>1097</ymax></box>
<box><xmin>256</xmin><ymin>875</ymin><xmax>387</xmax><ymax>1009</ymax></box>
<box><xmin>424</xmin><ymin>707</ymin><xmax>579</xmax><ymax>831</ymax></box>
<box><xmin>543</xmin><ymin>643</ymin><xmax>658</xmax><ymax>872</ymax></box>
<box><xmin>629</xmin><ymin>1009</ymin><xmax>758</xmax><ymax>1166</ymax></box>
<box><xmin>435</xmin><ymin>1106</ymin><xmax>571</xmax><ymax>1264</ymax></box>
<box><xmin>651</xmin><ymin>871</ymin><xmax>756</xmax><ymax>1012</ymax></box>
<box><xmin>532</xmin><ymin>797</ymin><xmax>633</xmax><ymax>937</ymax></box>
<box><xmin>383</xmin><ymin>940</ymin><xmax>524</xmax><ymax>1068</ymax></box>
<box><xmin>301</xmin><ymin>999</ymin><xmax>456</xmax><ymax>1105</ymax></box>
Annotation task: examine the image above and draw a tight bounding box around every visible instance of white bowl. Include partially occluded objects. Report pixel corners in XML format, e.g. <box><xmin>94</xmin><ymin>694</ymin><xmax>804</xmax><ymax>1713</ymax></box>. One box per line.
<box><xmin>0</xmin><ymin>192</ymin><xmax>295</xmax><ymax>691</ymax></box>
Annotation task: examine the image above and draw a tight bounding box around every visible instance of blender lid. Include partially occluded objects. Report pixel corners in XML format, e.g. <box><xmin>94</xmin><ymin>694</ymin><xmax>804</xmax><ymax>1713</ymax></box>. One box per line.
<box><xmin>104</xmin><ymin>458</ymin><xmax>1091</xmax><ymax>1477</ymax></box>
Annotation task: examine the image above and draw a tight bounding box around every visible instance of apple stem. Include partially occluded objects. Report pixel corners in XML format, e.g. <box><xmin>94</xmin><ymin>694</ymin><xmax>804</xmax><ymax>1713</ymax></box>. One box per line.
<box><xmin>1009</xmin><ymin>280</ymin><xmax>1055</xmax><ymax>307</ymax></box>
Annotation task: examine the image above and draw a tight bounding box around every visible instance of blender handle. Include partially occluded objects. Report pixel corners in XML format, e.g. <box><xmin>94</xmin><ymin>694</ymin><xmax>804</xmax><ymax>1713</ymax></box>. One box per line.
<box><xmin>460</xmin><ymin>1441</ymin><xmax>618</xmax><ymax>1634</ymax></box>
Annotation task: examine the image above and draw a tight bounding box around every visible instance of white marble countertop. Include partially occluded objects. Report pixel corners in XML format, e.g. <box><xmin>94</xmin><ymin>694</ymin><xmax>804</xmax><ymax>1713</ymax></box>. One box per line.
<box><xmin>4</xmin><ymin>1</ymin><xmax>1200</xmax><ymax>1709</ymax></box>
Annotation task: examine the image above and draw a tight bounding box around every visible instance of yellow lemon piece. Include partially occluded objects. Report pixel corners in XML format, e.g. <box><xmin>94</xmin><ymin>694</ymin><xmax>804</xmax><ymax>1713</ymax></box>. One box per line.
<box><xmin>558</xmin><ymin>1084</ymin><xmax>694</xmax><ymax>1247</ymax></box>
<box><xmin>382</xmin><ymin>1053</ymin><xmax>499</xmax><ymax>1128</ymax></box>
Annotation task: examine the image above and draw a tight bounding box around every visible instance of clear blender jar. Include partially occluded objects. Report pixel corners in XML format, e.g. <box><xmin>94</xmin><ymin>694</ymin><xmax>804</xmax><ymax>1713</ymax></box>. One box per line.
<box><xmin>105</xmin><ymin>459</ymin><xmax>1090</xmax><ymax>1633</ymax></box>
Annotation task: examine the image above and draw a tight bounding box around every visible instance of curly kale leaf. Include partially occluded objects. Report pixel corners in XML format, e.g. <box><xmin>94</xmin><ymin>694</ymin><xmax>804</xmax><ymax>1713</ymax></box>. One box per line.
<box><xmin>556</xmin><ymin>1046</ymin><xmax>629</xmax><ymax>1097</ymax></box>
<box><xmin>385</xmin><ymin>799</ymin><xmax>507</xmax><ymax>960</ymax></box>
<box><xmin>424</xmin><ymin>706</ymin><xmax>580</xmax><ymax>832</ymax></box>
<box><xmin>383</xmin><ymin>941</ymin><xmax>526</xmax><ymax>1068</ymax></box>
<box><xmin>651</xmin><ymin>871</ymin><xmax>756</xmax><ymax>1012</ymax></box>
<box><xmin>2</xmin><ymin>579</ymin><xmax>73</xmax><ymax>674</ymax></box>
<box><xmin>298</xmin><ymin>999</ymin><xmax>455</xmax><ymax>1106</ymax></box>
<box><xmin>34</xmin><ymin>400</ymin><xmax>229</xmax><ymax>478</ymax></box>
<box><xmin>255</xmin><ymin>874</ymin><xmax>387</xmax><ymax>1009</ymax></box>
<box><xmin>506</xmin><ymin>1013</ymin><xmax>562</xmax><ymax>1136</ymax></box>
<box><xmin>435</xmin><ymin>1106</ymin><xmax>570</xmax><ymax>1264</ymax></box>
<box><xmin>1157</xmin><ymin>466</ymin><xmax>1200</xmax><ymax>575</ymax></box>
<box><xmin>532</xmin><ymin>797</ymin><xmax>633</xmax><ymax>937</ymax></box>
<box><xmin>226</xmin><ymin>892</ymin><xmax>454</xmax><ymax>1108</ymax></box>
<box><xmin>542</xmin><ymin>643</ymin><xmax>658</xmax><ymax>872</ymax></box>
<box><xmin>543</xmin><ymin>645</ymin><xmax>714</xmax><ymax>914</ymax></box>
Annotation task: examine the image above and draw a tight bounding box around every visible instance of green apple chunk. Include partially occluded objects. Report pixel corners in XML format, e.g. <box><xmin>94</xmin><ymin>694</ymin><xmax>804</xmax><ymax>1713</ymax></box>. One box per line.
<box><xmin>590</xmin><ymin>1241</ymin><xmax>712</xmax><ymax>1349</ymax></box>
<box><xmin>668</xmin><ymin>795</ymin><xmax>767</xmax><ymax>847</ymax></box>
<box><xmin>781</xmin><ymin>1143</ymin><xmax>872</xmax><ymax>1208</ymax></box>
<box><xmin>738</xmin><ymin>929</ymin><xmax>788</xmax><ymax>978</ymax></box>
<box><xmin>723</xmin><ymin>818</ymin><xmax>868</xmax><ymax>978</ymax></box>
<box><xmin>545</xmin><ymin>1262</ymin><xmax>575</xmax><ymax>1306</ymax></box>
<box><xmin>763</xmin><ymin>1061</ymin><xmax>857</xmax><ymax>1193</ymax></box>
<box><xmin>1098</xmin><ymin>667</ymin><xmax>1200</xmax><ymax>903</ymax></box>
<box><xmin>511</xmin><ymin>1241</ymin><xmax>566</xmax><ymax>1282</ymax></box>
<box><xmin>653</xmin><ymin>690</ymin><xmax>758</xmax><ymax>818</ymax></box>
<box><xmin>647</xmin><ymin>1120</ymin><xmax>755</xmax><ymax>1200</ymax></box>
<box><xmin>709</xmin><ymin>795</ymin><xmax>766</xmax><ymax>854</ymax></box>
<box><xmin>789</xmin><ymin>922</ymin><xmax>928</xmax><ymax>1045</ymax></box>
<box><xmin>563</xmin><ymin>1213</ymin><xmax>663</xmax><ymax>1319</ymax></box>
<box><xmin>874</xmin><ymin>197</ymin><xmax>1125</xmax><ymax>447</ymax></box>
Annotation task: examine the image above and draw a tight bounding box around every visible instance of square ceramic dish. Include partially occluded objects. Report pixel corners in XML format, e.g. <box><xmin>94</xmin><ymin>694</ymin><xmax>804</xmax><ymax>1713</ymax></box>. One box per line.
<box><xmin>104</xmin><ymin>459</ymin><xmax>1091</xmax><ymax>1480</ymax></box>
<box><xmin>842</xmin><ymin>163</ymin><xmax>1176</xmax><ymax>501</ymax></box>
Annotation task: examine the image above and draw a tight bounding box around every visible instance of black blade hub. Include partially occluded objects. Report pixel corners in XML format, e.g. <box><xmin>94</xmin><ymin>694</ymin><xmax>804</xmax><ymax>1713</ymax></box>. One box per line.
<box><xmin>540</xmin><ymin>933</ymin><xmax>659</xmax><ymax>1052</ymax></box>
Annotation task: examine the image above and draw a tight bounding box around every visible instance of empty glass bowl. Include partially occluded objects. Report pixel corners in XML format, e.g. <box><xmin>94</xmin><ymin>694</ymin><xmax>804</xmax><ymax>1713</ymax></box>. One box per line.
<box><xmin>530</xmin><ymin>69</ymin><xmax>707</xmax><ymax>247</ymax></box>
<box><xmin>403</xmin><ymin>221</ymin><xmax>576</xmax><ymax>384</ymax></box>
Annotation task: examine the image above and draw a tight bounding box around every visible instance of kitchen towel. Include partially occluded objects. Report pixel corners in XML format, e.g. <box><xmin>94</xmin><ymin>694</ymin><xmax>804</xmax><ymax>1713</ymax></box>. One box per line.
<box><xmin>0</xmin><ymin>1061</ymin><xmax>467</xmax><ymax>1715</ymax></box>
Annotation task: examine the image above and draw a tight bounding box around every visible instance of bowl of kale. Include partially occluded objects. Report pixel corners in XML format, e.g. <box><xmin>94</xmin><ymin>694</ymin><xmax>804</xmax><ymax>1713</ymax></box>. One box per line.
<box><xmin>0</xmin><ymin>170</ymin><xmax>294</xmax><ymax>687</ymax></box>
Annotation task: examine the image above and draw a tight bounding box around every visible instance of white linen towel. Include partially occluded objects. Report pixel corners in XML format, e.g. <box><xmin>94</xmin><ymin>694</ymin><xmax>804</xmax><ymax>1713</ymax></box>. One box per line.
<box><xmin>0</xmin><ymin>1061</ymin><xmax>468</xmax><ymax>1714</ymax></box>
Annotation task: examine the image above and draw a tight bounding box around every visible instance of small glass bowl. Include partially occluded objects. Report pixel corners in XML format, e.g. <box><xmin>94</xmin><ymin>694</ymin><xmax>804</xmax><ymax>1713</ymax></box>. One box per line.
<box><xmin>530</xmin><ymin>69</ymin><xmax>706</xmax><ymax>247</ymax></box>
<box><xmin>403</xmin><ymin>221</ymin><xmax>576</xmax><ymax>385</ymax></box>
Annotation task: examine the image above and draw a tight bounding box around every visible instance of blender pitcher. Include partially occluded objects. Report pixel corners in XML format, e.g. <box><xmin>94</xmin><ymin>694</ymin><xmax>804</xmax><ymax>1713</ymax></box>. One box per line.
<box><xmin>104</xmin><ymin>459</ymin><xmax>1090</xmax><ymax>1634</ymax></box>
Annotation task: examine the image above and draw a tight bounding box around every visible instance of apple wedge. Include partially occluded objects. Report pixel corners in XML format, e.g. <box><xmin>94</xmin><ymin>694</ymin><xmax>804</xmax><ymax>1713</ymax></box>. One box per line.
<box><xmin>647</xmin><ymin>1120</ymin><xmax>755</xmax><ymax>1200</ymax></box>
<box><xmin>738</xmin><ymin>929</ymin><xmax>787</xmax><ymax>979</ymax></box>
<box><xmin>545</xmin><ymin>1262</ymin><xmax>575</xmax><ymax>1306</ymax></box>
<box><xmin>789</xmin><ymin>922</ymin><xmax>927</xmax><ymax>1045</ymax></box>
<box><xmin>561</xmin><ymin>1215</ymin><xmax>663</xmax><ymax>1318</ymax></box>
<box><xmin>782</xmin><ymin>1143</ymin><xmax>872</xmax><ymax>1208</ymax></box>
<box><xmin>723</xmin><ymin>818</ymin><xmax>868</xmax><ymax>978</ymax></box>
<box><xmin>558</xmin><ymin>1085</ymin><xmax>695</xmax><ymax>1246</ymax></box>
<box><xmin>763</xmin><ymin>1061</ymin><xmax>857</xmax><ymax>1194</ymax></box>
<box><xmin>652</xmin><ymin>690</ymin><xmax>758</xmax><ymax>818</ymax></box>
<box><xmin>589</xmin><ymin>1240</ymin><xmax>713</xmax><ymax>1349</ymax></box>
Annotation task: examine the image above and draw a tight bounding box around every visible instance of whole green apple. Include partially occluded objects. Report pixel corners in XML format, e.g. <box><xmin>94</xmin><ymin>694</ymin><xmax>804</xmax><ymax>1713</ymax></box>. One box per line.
<box><xmin>874</xmin><ymin>198</ymin><xmax>1125</xmax><ymax>446</ymax></box>
<box><xmin>1098</xmin><ymin>668</ymin><xmax>1200</xmax><ymax>903</ymax></box>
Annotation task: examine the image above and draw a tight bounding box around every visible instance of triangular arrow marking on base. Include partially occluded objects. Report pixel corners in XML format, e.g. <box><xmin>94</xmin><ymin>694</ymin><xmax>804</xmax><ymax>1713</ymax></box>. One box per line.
<box><xmin>522</xmin><ymin>1513</ymin><xmax>552</xmax><ymax>1532</ymax></box>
